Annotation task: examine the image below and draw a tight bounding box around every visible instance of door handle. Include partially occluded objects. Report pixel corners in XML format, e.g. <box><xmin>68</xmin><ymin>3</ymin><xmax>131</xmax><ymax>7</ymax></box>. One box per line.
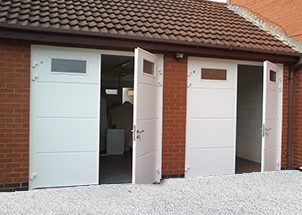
<box><xmin>265</xmin><ymin>127</ymin><xmax>271</xmax><ymax>136</ymax></box>
<box><xmin>137</xmin><ymin>129</ymin><xmax>145</xmax><ymax>133</ymax></box>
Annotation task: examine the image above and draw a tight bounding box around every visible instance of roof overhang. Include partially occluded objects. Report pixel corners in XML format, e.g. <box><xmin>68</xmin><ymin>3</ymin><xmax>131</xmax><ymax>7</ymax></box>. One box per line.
<box><xmin>0</xmin><ymin>24</ymin><xmax>300</xmax><ymax>64</ymax></box>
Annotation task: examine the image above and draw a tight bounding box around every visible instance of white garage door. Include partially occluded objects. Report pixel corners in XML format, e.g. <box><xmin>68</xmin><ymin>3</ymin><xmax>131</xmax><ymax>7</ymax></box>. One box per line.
<box><xmin>261</xmin><ymin>61</ymin><xmax>283</xmax><ymax>171</ymax></box>
<box><xmin>30</xmin><ymin>45</ymin><xmax>100</xmax><ymax>189</ymax></box>
<box><xmin>132</xmin><ymin>47</ymin><xmax>162</xmax><ymax>184</ymax></box>
<box><xmin>185</xmin><ymin>57</ymin><xmax>237</xmax><ymax>177</ymax></box>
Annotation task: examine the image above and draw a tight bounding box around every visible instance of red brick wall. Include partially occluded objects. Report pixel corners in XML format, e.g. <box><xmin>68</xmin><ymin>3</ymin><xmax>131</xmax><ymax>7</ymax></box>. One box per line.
<box><xmin>293</xmin><ymin>67</ymin><xmax>302</xmax><ymax>168</ymax></box>
<box><xmin>229</xmin><ymin>0</ymin><xmax>302</xmax><ymax>42</ymax></box>
<box><xmin>0</xmin><ymin>38</ymin><xmax>294</xmax><ymax>190</ymax></box>
<box><xmin>162</xmin><ymin>55</ymin><xmax>187</xmax><ymax>176</ymax></box>
<box><xmin>0</xmin><ymin>39</ymin><xmax>30</xmax><ymax>189</ymax></box>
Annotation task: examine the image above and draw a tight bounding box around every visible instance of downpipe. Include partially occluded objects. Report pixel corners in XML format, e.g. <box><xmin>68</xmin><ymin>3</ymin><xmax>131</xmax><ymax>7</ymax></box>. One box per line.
<box><xmin>287</xmin><ymin>56</ymin><xmax>302</xmax><ymax>170</ymax></box>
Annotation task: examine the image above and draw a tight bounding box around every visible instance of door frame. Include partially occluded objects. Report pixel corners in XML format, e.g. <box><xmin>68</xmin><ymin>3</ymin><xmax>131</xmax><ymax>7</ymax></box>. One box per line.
<box><xmin>185</xmin><ymin>57</ymin><xmax>283</xmax><ymax>177</ymax></box>
<box><xmin>30</xmin><ymin>46</ymin><xmax>163</xmax><ymax>189</ymax></box>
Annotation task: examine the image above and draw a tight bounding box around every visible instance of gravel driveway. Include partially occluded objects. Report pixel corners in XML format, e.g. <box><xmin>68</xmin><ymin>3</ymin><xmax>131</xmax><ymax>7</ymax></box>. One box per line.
<box><xmin>0</xmin><ymin>170</ymin><xmax>302</xmax><ymax>215</ymax></box>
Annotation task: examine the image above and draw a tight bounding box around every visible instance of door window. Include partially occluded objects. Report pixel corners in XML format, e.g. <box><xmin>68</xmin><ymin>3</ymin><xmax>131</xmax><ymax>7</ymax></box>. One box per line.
<box><xmin>143</xmin><ymin>59</ymin><xmax>155</xmax><ymax>75</ymax></box>
<box><xmin>269</xmin><ymin>70</ymin><xmax>277</xmax><ymax>83</ymax></box>
<box><xmin>51</xmin><ymin>59</ymin><xmax>87</xmax><ymax>74</ymax></box>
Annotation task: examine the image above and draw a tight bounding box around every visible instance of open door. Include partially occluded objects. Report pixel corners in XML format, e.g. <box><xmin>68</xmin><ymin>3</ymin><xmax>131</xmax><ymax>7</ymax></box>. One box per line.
<box><xmin>132</xmin><ymin>48</ymin><xmax>161</xmax><ymax>184</ymax></box>
<box><xmin>261</xmin><ymin>61</ymin><xmax>283</xmax><ymax>171</ymax></box>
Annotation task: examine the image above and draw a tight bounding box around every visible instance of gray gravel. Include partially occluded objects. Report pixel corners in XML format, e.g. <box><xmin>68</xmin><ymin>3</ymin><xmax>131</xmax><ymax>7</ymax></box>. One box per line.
<box><xmin>1</xmin><ymin>170</ymin><xmax>302</xmax><ymax>215</ymax></box>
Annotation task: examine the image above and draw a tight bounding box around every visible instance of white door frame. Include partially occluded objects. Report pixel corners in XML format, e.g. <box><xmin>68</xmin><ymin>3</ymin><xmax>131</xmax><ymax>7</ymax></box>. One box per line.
<box><xmin>30</xmin><ymin>46</ymin><xmax>163</xmax><ymax>189</ymax></box>
<box><xmin>185</xmin><ymin>57</ymin><xmax>283</xmax><ymax>177</ymax></box>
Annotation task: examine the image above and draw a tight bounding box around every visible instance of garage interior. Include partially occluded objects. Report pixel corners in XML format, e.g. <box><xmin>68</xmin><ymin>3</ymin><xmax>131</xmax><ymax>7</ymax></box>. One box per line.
<box><xmin>99</xmin><ymin>60</ymin><xmax>264</xmax><ymax>182</ymax></box>
<box><xmin>236</xmin><ymin>65</ymin><xmax>263</xmax><ymax>174</ymax></box>
<box><xmin>99</xmin><ymin>54</ymin><xmax>134</xmax><ymax>184</ymax></box>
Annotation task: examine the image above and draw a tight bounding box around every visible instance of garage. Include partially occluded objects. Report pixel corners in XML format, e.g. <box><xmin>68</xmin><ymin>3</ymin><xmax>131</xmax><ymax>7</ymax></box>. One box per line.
<box><xmin>185</xmin><ymin>58</ymin><xmax>283</xmax><ymax>177</ymax></box>
<box><xmin>29</xmin><ymin>46</ymin><xmax>163</xmax><ymax>190</ymax></box>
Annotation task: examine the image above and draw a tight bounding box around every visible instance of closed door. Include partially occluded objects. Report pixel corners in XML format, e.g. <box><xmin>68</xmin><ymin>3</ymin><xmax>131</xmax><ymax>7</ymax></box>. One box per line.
<box><xmin>185</xmin><ymin>57</ymin><xmax>237</xmax><ymax>177</ymax></box>
<box><xmin>30</xmin><ymin>45</ymin><xmax>100</xmax><ymax>189</ymax></box>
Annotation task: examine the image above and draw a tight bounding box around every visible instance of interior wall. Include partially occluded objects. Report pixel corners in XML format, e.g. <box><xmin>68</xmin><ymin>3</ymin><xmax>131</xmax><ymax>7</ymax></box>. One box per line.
<box><xmin>236</xmin><ymin>65</ymin><xmax>263</xmax><ymax>163</ymax></box>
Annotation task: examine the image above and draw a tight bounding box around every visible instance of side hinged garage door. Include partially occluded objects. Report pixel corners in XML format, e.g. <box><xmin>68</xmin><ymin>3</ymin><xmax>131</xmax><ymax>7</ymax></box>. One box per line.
<box><xmin>132</xmin><ymin>47</ymin><xmax>162</xmax><ymax>184</ymax></box>
<box><xmin>30</xmin><ymin>45</ymin><xmax>100</xmax><ymax>189</ymax></box>
<box><xmin>185</xmin><ymin>57</ymin><xmax>237</xmax><ymax>177</ymax></box>
<box><xmin>261</xmin><ymin>61</ymin><xmax>283</xmax><ymax>171</ymax></box>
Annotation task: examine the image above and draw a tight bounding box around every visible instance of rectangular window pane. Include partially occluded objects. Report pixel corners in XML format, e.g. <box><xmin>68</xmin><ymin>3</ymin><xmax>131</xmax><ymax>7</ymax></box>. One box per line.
<box><xmin>201</xmin><ymin>69</ymin><xmax>227</xmax><ymax>80</ymax></box>
<box><xmin>143</xmin><ymin>60</ymin><xmax>154</xmax><ymax>75</ymax></box>
<box><xmin>269</xmin><ymin>70</ymin><xmax>277</xmax><ymax>82</ymax></box>
<box><xmin>51</xmin><ymin>59</ymin><xmax>86</xmax><ymax>74</ymax></box>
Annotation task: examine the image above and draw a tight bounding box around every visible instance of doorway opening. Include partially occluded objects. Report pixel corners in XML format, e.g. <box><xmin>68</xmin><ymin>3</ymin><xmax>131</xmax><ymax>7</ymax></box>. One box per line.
<box><xmin>236</xmin><ymin>64</ymin><xmax>263</xmax><ymax>174</ymax></box>
<box><xmin>100</xmin><ymin>54</ymin><xmax>134</xmax><ymax>184</ymax></box>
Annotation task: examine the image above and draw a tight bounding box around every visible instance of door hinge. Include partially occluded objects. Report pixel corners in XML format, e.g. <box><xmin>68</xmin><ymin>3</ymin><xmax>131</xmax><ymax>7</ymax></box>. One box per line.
<box><xmin>32</xmin><ymin>74</ymin><xmax>39</xmax><ymax>81</ymax></box>
<box><xmin>158</xmin><ymin>81</ymin><xmax>162</xmax><ymax>87</ymax></box>
<box><xmin>261</xmin><ymin>124</ymin><xmax>265</xmax><ymax>137</ymax></box>
<box><xmin>279</xmin><ymin>87</ymin><xmax>282</xmax><ymax>92</ymax></box>
<box><xmin>158</xmin><ymin>70</ymin><xmax>162</xmax><ymax>75</ymax></box>
<box><xmin>32</xmin><ymin>62</ymin><xmax>39</xmax><ymax>68</ymax></box>
<box><xmin>132</xmin><ymin>125</ymin><xmax>136</xmax><ymax>141</ymax></box>
<box><xmin>187</xmin><ymin>82</ymin><xmax>192</xmax><ymax>88</ymax></box>
<box><xmin>156</xmin><ymin>168</ymin><xmax>160</xmax><ymax>174</ymax></box>
<box><xmin>185</xmin><ymin>166</ymin><xmax>190</xmax><ymax>172</ymax></box>
<box><xmin>188</xmin><ymin>71</ymin><xmax>192</xmax><ymax>76</ymax></box>
<box><xmin>30</xmin><ymin>173</ymin><xmax>37</xmax><ymax>181</ymax></box>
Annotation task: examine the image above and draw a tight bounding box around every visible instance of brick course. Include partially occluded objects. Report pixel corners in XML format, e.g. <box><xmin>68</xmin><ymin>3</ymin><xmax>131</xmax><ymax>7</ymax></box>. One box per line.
<box><xmin>229</xmin><ymin>0</ymin><xmax>302</xmax><ymax>42</ymax></box>
<box><xmin>162</xmin><ymin>55</ymin><xmax>187</xmax><ymax>175</ymax></box>
<box><xmin>294</xmin><ymin>67</ymin><xmax>302</xmax><ymax>168</ymax></box>
<box><xmin>0</xmin><ymin>39</ymin><xmax>30</xmax><ymax>190</ymax></box>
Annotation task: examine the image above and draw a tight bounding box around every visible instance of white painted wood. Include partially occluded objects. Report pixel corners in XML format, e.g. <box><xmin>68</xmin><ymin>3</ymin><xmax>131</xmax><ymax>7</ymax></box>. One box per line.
<box><xmin>30</xmin><ymin>45</ymin><xmax>100</xmax><ymax>189</ymax></box>
<box><xmin>186</xmin><ymin>57</ymin><xmax>237</xmax><ymax>178</ymax></box>
<box><xmin>261</xmin><ymin>61</ymin><xmax>283</xmax><ymax>171</ymax></box>
<box><xmin>133</xmin><ymin>48</ymin><xmax>161</xmax><ymax>184</ymax></box>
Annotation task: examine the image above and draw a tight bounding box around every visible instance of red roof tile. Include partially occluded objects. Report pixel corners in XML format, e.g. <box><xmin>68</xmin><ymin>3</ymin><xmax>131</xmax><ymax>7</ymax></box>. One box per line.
<box><xmin>0</xmin><ymin>0</ymin><xmax>298</xmax><ymax>54</ymax></box>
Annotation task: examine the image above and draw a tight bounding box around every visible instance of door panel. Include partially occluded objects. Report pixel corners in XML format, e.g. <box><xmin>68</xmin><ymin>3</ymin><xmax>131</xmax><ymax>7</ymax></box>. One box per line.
<box><xmin>133</xmin><ymin>47</ymin><xmax>161</xmax><ymax>184</ymax></box>
<box><xmin>36</xmin><ymin>118</ymin><xmax>98</xmax><ymax>152</ymax></box>
<box><xmin>190</xmin><ymin>89</ymin><xmax>236</xmax><ymax>118</ymax></box>
<box><xmin>186</xmin><ymin>57</ymin><xmax>237</xmax><ymax>178</ymax></box>
<box><xmin>135</xmin><ymin>151</ymin><xmax>157</xmax><ymax>184</ymax></box>
<box><xmin>261</xmin><ymin>61</ymin><xmax>283</xmax><ymax>172</ymax></box>
<box><xmin>30</xmin><ymin>46</ymin><xmax>100</xmax><ymax>189</ymax></box>
<box><xmin>37</xmin><ymin>83</ymin><xmax>98</xmax><ymax>117</ymax></box>
<box><xmin>189</xmin><ymin>148</ymin><xmax>234</xmax><ymax>176</ymax></box>
<box><xmin>137</xmin><ymin>84</ymin><xmax>157</xmax><ymax>120</ymax></box>
<box><xmin>35</xmin><ymin>153</ymin><xmax>98</xmax><ymax>188</ymax></box>
<box><xmin>189</xmin><ymin>119</ymin><xmax>235</xmax><ymax>148</ymax></box>
<box><xmin>136</xmin><ymin>120</ymin><xmax>157</xmax><ymax>157</ymax></box>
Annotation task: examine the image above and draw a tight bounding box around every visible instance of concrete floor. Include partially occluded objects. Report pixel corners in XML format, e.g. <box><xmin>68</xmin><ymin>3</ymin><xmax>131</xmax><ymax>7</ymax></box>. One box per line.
<box><xmin>100</xmin><ymin>154</ymin><xmax>260</xmax><ymax>184</ymax></box>
<box><xmin>235</xmin><ymin>157</ymin><xmax>261</xmax><ymax>174</ymax></box>
<box><xmin>100</xmin><ymin>151</ymin><xmax>132</xmax><ymax>184</ymax></box>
